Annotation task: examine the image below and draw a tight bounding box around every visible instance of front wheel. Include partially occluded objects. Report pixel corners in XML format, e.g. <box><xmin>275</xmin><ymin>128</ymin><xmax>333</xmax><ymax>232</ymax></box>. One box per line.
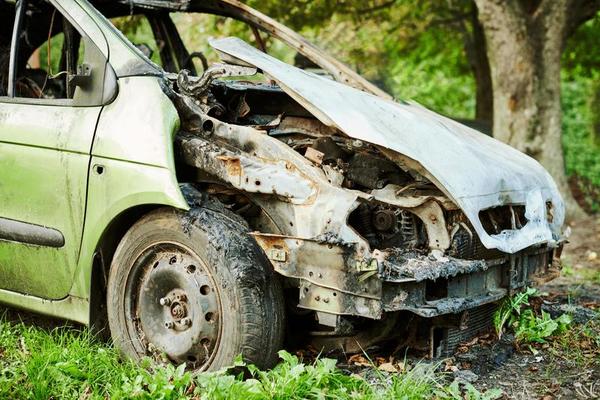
<box><xmin>107</xmin><ymin>202</ymin><xmax>285</xmax><ymax>371</ymax></box>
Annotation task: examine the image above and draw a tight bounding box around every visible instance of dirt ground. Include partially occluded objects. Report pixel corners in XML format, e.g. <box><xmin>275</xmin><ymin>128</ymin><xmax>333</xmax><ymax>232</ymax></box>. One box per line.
<box><xmin>457</xmin><ymin>216</ymin><xmax>600</xmax><ymax>399</ymax></box>
<box><xmin>338</xmin><ymin>216</ymin><xmax>600</xmax><ymax>399</ymax></box>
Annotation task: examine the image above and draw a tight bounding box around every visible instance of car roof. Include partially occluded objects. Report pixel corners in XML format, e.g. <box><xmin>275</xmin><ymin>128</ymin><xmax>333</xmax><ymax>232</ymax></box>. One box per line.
<box><xmin>91</xmin><ymin>0</ymin><xmax>227</xmax><ymax>15</ymax></box>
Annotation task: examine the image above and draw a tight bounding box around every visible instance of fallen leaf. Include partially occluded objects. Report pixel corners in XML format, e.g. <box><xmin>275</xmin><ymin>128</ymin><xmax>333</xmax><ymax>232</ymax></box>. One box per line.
<box><xmin>378</xmin><ymin>362</ymin><xmax>397</xmax><ymax>373</ymax></box>
<box><xmin>348</xmin><ymin>354</ymin><xmax>370</xmax><ymax>367</ymax></box>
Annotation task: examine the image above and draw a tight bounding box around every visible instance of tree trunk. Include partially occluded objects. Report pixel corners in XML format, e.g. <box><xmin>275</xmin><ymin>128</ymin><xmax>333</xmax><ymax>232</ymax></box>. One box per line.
<box><xmin>474</xmin><ymin>0</ymin><xmax>585</xmax><ymax>219</ymax></box>
<box><xmin>462</xmin><ymin>4</ymin><xmax>493</xmax><ymax>123</ymax></box>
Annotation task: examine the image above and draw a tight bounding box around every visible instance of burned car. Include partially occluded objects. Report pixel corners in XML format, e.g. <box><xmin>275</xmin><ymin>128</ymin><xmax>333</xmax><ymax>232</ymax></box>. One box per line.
<box><xmin>0</xmin><ymin>0</ymin><xmax>564</xmax><ymax>370</ymax></box>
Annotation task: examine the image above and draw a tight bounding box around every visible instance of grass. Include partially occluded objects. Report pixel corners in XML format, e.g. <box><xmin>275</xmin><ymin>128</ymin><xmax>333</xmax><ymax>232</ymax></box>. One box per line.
<box><xmin>0</xmin><ymin>317</ymin><xmax>503</xmax><ymax>400</ymax></box>
<box><xmin>551</xmin><ymin>318</ymin><xmax>600</xmax><ymax>368</ymax></box>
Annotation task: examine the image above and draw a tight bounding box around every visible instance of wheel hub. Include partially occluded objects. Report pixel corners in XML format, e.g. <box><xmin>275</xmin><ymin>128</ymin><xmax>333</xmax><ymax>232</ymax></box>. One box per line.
<box><xmin>132</xmin><ymin>245</ymin><xmax>222</xmax><ymax>367</ymax></box>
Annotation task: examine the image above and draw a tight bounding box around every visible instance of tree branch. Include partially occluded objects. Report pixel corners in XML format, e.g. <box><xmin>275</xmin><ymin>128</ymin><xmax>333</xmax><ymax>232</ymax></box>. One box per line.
<box><xmin>356</xmin><ymin>0</ymin><xmax>397</xmax><ymax>14</ymax></box>
<box><xmin>564</xmin><ymin>0</ymin><xmax>600</xmax><ymax>39</ymax></box>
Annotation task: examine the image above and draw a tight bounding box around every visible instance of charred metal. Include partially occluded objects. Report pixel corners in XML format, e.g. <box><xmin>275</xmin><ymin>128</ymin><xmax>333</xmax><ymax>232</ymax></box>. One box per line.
<box><xmin>165</xmin><ymin>50</ymin><xmax>564</xmax><ymax>355</ymax></box>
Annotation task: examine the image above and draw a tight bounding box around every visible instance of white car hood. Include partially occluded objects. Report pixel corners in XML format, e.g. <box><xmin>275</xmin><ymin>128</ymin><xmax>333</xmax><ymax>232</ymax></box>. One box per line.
<box><xmin>210</xmin><ymin>37</ymin><xmax>565</xmax><ymax>254</ymax></box>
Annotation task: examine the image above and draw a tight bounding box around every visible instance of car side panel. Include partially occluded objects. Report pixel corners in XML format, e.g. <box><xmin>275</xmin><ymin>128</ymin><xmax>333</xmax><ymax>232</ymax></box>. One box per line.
<box><xmin>68</xmin><ymin>76</ymin><xmax>188</xmax><ymax>300</ymax></box>
<box><xmin>0</xmin><ymin>104</ymin><xmax>100</xmax><ymax>299</ymax></box>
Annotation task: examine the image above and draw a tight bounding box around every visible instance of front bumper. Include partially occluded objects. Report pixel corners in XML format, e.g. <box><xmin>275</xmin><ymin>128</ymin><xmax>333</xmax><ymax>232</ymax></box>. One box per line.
<box><xmin>252</xmin><ymin>233</ymin><xmax>561</xmax><ymax>320</ymax></box>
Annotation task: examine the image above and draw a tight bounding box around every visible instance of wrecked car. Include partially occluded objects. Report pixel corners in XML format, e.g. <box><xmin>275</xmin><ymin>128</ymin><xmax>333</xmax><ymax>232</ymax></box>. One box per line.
<box><xmin>0</xmin><ymin>0</ymin><xmax>565</xmax><ymax>370</ymax></box>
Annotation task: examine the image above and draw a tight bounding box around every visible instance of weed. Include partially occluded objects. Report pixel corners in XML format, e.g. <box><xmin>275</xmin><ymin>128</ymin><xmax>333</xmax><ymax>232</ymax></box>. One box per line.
<box><xmin>581</xmin><ymin>267</ymin><xmax>600</xmax><ymax>285</ymax></box>
<box><xmin>440</xmin><ymin>380</ymin><xmax>503</xmax><ymax>400</ymax></box>
<box><xmin>493</xmin><ymin>288</ymin><xmax>573</xmax><ymax>346</ymax></box>
<box><xmin>493</xmin><ymin>287</ymin><xmax>537</xmax><ymax>338</ymax></box>
<box><xmin>513</xmin><ymin>310</ymin><xmax>572</xmax><ymax>345</ymax></box>
<box><xmin>551</xmin><ymin>319</ymin><xmax>600</xmax><ymax>368</ymax></box>
<box><xmin>561</xmin><ymin>263</ymin><xmax>574</xmax><ymax>277</ymax></box>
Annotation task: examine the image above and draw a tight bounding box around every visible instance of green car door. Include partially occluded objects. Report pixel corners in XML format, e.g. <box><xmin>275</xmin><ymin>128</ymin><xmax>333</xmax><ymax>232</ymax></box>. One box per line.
<box><xmin>0</xmin><ymin>0</ymin><xmax>113</xmax><ymax>299</ymax></box>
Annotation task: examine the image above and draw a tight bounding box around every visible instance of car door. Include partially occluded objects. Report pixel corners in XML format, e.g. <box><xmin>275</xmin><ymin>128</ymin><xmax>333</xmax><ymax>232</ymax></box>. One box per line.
<box><xmin>0</xmin><ymin>0</ymin><xmax>114</xmax><ymax>299</ymax></box>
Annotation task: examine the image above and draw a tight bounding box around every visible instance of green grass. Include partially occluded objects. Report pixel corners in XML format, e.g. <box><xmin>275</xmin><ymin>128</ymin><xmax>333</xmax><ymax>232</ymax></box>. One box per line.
<box><xmin>551</xmin><ymin>318</ymin><xmax>600</xmax><ymax>368</ymax></box>
<box><xmin>0</xmin><ymin>317</ymin><xmax>502</xmax><ymax>400</ymax></box>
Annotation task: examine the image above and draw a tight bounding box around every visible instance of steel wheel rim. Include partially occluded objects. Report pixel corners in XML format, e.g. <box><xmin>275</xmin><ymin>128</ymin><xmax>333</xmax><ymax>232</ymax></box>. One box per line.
<box><xmin>124</xmin><ymin>242</ymin><xmax>222</xmax><ymax>369</ymax></box>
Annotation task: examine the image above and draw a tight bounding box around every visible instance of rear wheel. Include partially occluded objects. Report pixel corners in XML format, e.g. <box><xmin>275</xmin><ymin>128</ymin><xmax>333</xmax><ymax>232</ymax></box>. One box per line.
<box><xmin>107</xmin><ymin>202</ymin><xmax>284</xmax><ymax>371</ymax></box>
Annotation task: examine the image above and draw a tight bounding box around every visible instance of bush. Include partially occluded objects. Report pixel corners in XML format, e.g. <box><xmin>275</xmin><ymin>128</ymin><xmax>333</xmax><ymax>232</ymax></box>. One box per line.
<box><xmin>562</xmin><ymin>73</ymin><xmax>600</xmax><ymax>211</ymax></box>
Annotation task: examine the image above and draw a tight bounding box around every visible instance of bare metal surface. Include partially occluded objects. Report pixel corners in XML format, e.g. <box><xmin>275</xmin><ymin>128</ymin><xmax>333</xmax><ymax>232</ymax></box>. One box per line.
<box><xmin>209</xmin><ymin>37</ymin><xmax>564</xmax><ymax>254</ymax></box>
<box><xmin>176</xmin><ymin>134</ymin><xmax>317</xmax><ymax>204</ymax></box>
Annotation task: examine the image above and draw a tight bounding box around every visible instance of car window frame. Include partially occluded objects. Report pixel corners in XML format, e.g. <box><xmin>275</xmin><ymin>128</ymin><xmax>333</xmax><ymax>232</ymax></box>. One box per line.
<box><xmin>0</xmin><ymin>0</ymin><xmax>115</xmax><ymax>108</ymax></box>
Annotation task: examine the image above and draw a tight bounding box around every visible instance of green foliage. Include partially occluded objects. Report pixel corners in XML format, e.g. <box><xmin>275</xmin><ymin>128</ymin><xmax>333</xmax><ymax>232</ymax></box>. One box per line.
<box><xmin>441</xmin><ymin>380</ymin><xmax>503</xmax><ymax>400</ymax></box>
<box><xmin>37</xmin><ymin>33</ymin><xmax>64</xmax><ymax>75</ymax></box>
<box><xmin>493</xmin><ymin>287</ymin><xmax>537</xmax><ymax>338</ymax></box>
<box><xmin>0</xmin><ymin>318</ymin><xmax>502</xmax><ymax>400</ymax></box>
<box><xmin>111</xmin><ymin>16</ymin><xmax>163</xmax><ymax>66</ymax></box>
<box><xmin>115</xmin><ymin>362</ymin><xmax>192</xmax><ymax>399</ymax></box>
<box><xmin>493</xmin><ymin>288</ymin><xmax>573</xmax><ymax>347</ymax></box>
<box><xmin>383</xmin><ymin>28</ymin><xmax>475</xmax><ymax>117</ymax></box>
<box><xmin>562</xmin><ymin>16</ymin><xmax>600</xmax><ymax>79</ymax></box>
<box><xmin>513</xmin><ymin>310</ymin><xmax>572</xmax><ymax>345</ymax></box>
<box><xmin>248</xmin><ymin>0</ymin><xmax>476</xmax><ymax>117</ymax></box>
<box><xmin>562</xmin><ymin>72</ymin><xmax>600</xmax><ymax>211</ymax></box>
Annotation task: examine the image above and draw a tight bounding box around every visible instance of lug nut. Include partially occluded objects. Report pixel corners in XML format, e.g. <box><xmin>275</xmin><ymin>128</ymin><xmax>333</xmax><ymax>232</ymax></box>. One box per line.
<box><xmin>159</xmin><ymin>297</ymin><xmax>172</xmax><ymax>306</ymax></box>
<box><xmin>164</xmin><ymin>321</ymin><xmax>175</xmax><ymax>329</ymax></box>
<box><xmin>181</xmin><ymin>318</ymin><xmax>192</xmax><ymax>326</ymax></box>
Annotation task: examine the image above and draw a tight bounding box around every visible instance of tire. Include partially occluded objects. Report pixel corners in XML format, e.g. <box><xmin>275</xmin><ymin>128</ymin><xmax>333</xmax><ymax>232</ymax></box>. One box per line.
<box><xmin>107</xmin><ymin>196</ymin><xmax>285</xmax><ymax>371</ymax></box>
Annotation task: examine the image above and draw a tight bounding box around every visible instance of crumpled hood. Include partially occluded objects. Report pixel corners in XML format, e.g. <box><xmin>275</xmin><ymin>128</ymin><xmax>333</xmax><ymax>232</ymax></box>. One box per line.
<box><xmin>210</xmin><ymin>37</ymin><xmax>565</xmax><ymax>254</ymax></box>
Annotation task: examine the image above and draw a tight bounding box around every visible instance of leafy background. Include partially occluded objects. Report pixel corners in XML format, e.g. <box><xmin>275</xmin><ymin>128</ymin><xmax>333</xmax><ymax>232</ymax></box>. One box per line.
<box><xmin>109</xmin><ymin>6</ymin><xmax>600</xmax><ymax>211</ymax></box>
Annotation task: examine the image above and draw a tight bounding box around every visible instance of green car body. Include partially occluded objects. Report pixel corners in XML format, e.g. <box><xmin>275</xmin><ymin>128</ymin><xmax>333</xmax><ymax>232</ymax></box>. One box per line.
<box><xmin>0</xmin><ymin>0</ymin><xmax>187</xmax><ymax>323</ymax></box>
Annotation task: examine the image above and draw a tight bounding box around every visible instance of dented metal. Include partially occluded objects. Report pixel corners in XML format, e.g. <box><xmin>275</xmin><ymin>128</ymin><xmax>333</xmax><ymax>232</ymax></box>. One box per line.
<box><xmin>209</xmin><ymin>37</ymin><xmax>565</xmax><ymax>254</ymax></box>
<box><xmin>169</xmin><ymin>41</ymin><xmax>564</xmax><ymax>326</ymax></box>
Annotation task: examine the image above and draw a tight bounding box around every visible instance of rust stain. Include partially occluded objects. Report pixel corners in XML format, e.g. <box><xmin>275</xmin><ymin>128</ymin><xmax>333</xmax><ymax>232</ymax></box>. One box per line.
<box><xmin>217</xmin><ymin>155</ymin><xmax>242</xmax><ymax>176</ymax></box>
<box><xmin>508</xmin><ymin>95</ymin><xmax>518</xmax><ymax>112</ymax></box>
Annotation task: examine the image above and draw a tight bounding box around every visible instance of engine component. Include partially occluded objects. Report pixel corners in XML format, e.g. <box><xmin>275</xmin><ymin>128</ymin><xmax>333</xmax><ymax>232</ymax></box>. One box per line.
<box><xmin>176</xmin><ymin>64</ymin><xmax>257</xmax><ymax>97</ymax></box>
<box><xmin>349</xmin><ymin>204</ymin><xmax>424</xmax><ymax>250</ymax></box>
<box><xmin>311</xmin><ymin>137</ymin><xmax>349</xmax><ymax>164</ymax></box>
<box><xmin>447</xmin><ymin>212</ymin><xmax>503</xmax><ymax>260</ymax></box>
<box><xmin>346</xmin><ymin>153</ymin><xmax>410</xmax><ymax>190</ymax></box>
<box><xmin>372</xmin><ymin>209</ymin><xmax>396</xmax><ymax>231</ymax></box>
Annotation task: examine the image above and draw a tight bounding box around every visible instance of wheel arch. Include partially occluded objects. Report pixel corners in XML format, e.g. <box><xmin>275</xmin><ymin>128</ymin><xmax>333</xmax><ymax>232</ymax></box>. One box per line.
<box><xmin>88</xmin><ymin>204</ymin><xmax>165</xmax><ymax>336</ymax></box>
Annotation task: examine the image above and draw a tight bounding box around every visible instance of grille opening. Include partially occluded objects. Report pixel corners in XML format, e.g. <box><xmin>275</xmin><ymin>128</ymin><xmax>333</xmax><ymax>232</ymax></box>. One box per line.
<box><xmin>446</xmin><ymin>211</ymin><xmax>504</xmax><ymax>260</ymax></box>
<box><xmin>430</xmin><ymin>327</ymin><xmax>446</xmax><ymax>358</ymax></box>
<box><xmin>478</xmin><ymin>205</ymin><xmax>526</xmax><ymax>235</ymax></box>
<box><xmin>425</xmin><ymin>280</ymin><xmax>447</xmax><ymax>301</ymax></box>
